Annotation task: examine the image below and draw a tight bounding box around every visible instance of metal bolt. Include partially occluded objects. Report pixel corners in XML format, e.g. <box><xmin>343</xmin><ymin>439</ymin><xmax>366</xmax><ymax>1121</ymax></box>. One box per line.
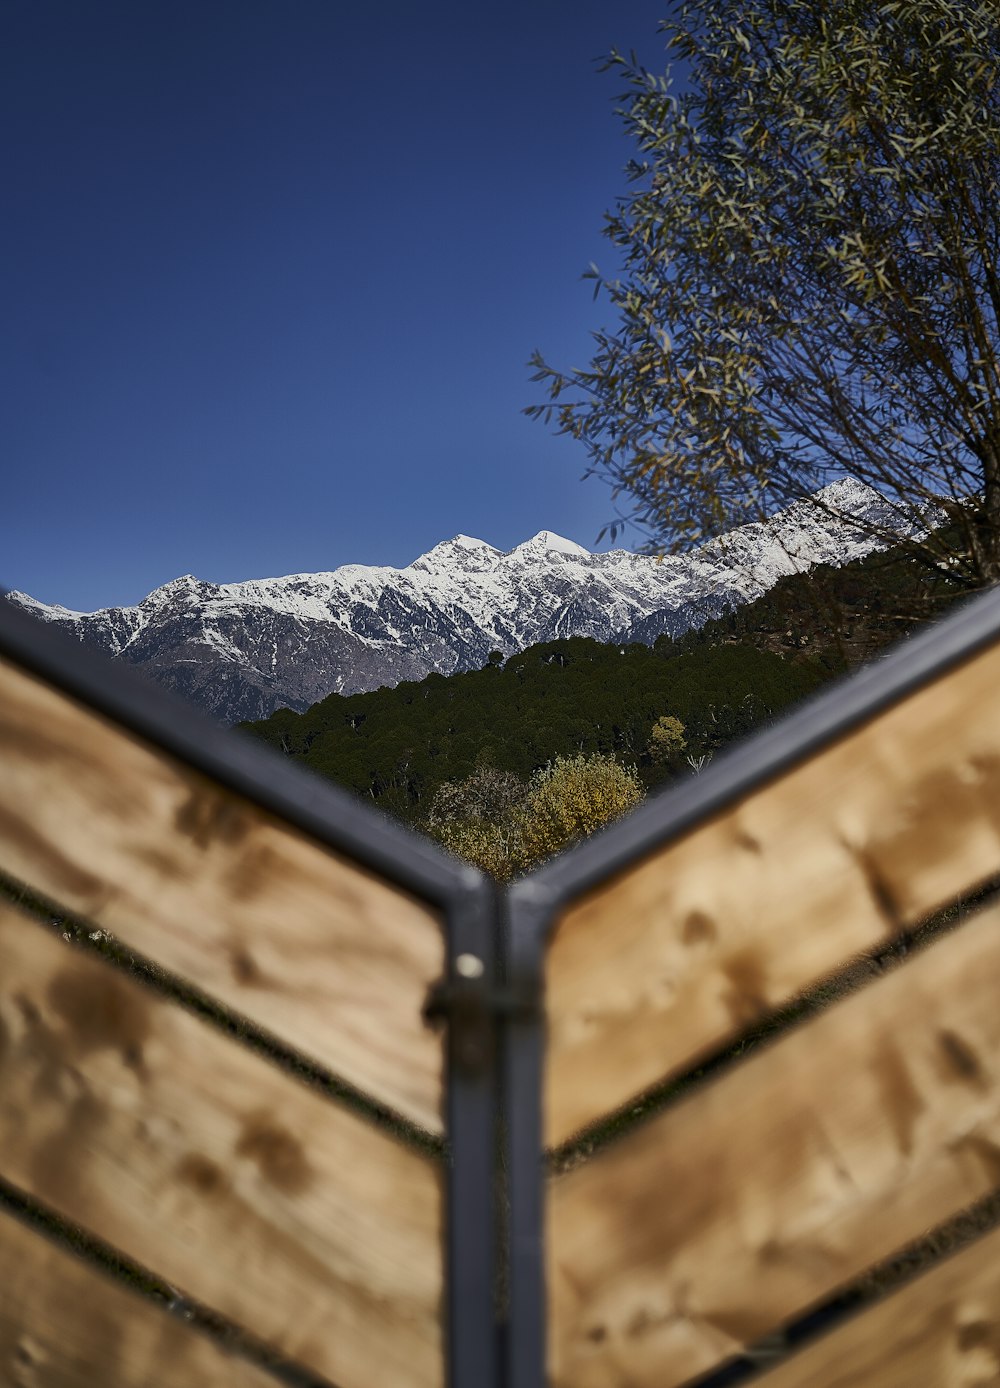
<box><xmin>455</xmin><ymin>952</ymin><xmax>484</xmax><ymax>979</ymax></box>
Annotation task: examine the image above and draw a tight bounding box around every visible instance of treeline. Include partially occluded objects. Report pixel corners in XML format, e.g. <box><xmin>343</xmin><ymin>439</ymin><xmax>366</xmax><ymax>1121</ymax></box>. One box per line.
<box><xmin>242</xmin><ymin>635</ymin><xmax>823</xmax><ymax>824</ymax></box>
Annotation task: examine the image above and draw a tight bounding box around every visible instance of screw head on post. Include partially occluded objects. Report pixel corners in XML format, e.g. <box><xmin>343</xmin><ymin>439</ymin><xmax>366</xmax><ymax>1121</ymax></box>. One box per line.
<box><xmin>455</xmin><ymin>953</ymin><xmax>485</xmax><ymax>979</ymax></box>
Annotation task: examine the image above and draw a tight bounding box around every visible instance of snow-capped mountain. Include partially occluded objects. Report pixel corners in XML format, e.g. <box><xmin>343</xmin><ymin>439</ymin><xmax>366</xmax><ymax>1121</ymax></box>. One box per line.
<box><xmin>5</xmin><ymin>480</ymin><xmax>914</xmax><ymax>724</ymax></box>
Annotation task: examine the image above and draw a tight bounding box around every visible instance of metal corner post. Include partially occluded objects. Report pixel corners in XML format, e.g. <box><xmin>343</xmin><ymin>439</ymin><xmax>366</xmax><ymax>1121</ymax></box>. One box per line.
<box><xmin>438</xmin><ymin>877</ymin><xmax>502</xmax><ymax>1388</ymax></box>
<box><xmin>499</xmin><ymin>883</ymin><xmax>552</xmax><ymax>1388</ymax></box>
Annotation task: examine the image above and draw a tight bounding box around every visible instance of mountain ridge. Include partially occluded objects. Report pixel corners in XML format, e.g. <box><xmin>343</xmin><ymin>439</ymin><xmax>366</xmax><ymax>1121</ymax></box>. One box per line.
<box><xmin>5</xmin><ymin>479</ymin><xmax>915</xmax><ymax>723</ymax></box>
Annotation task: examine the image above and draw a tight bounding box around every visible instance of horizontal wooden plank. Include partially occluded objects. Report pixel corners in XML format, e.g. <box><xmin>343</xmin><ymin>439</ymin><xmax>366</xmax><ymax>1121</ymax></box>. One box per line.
<box><xmin>0</xmin><ymin>1206</ymin><xmax>278</xmax><ymax>1388</ymax></box>
<box><xmin>0</xmin><ymin>654</ymin><xmax>445</xmax><ymax>1132</ymax></box>
<box><xmin>548</xmin><ymin>896</ymin><xmax>1000</xmax><ymax>1388</ymax></box>
<box><xmin>0</xmin><ymin>901</ymin><xmax>443</xmax><ymax>1388</ymax></box>
<box><xmin>757</xmin><ymin>1223</ymin><xmax>1000</xmax><ymax>1388</ymax></box>
<box><xmin>546</xmin><ymin>637</ymin><xmax>1000</xmax><ymax>1145</ymax></box>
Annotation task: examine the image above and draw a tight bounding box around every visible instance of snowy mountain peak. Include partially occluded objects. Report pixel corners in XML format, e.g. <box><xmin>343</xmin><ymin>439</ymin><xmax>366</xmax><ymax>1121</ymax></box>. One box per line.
<box><xmin>153</xmin><ymin>573</ymin><xmax>215</xmax><ymax>602</ymax></box>
<box><xmin>815</xmin><ymin>477</ymin><xmax>885</xmax><ymax>511</ymax></box>
<box><xmin>412</xmin><ymin>534</ymin><xmax>501</xmax><ymax>570</ymax></box>
<box><xmin>448</xmin><ymin>533</ymin><xmax>497</xmax><ymax>551</ymax></box>
<box><xmin>512</xmin><ymin>530</ymin><xmax>591</xmax><ymax>559</ymax></box>
<box><xmin>158</xmin><ymin>573</ymin><xmax>201</xmax><ymax>588</ymax></box>
<box><xmin>5</xmin><ymin>590</ymin><xmax>86</xmax><ymax>620</ymax></box>
<box><xmin>5</xmin><ymin>481</ymin><xmax>917</xmax><ymax>723</ymax></box>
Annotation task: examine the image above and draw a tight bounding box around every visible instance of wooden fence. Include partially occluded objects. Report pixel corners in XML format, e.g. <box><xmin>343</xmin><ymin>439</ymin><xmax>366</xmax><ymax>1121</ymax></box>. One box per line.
<box><xmin>4</xmin><ymin>583</ymin><xmax>1000</xmax><ymax>1386</ymax></box>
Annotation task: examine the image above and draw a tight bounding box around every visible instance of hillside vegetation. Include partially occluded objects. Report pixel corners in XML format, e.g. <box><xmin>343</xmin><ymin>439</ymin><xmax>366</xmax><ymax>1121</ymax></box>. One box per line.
<box><xmin>241</xmin><ymin>536</ymin><xmax>967</xmax><ymax>874</ymax></box>
<box><xmin>245</xmin><ymin>636</ymin><xmax>821</xmax><ymax>810</ymax></box>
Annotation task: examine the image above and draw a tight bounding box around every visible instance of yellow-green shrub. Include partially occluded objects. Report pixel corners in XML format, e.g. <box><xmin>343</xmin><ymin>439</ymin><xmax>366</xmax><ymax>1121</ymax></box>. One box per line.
<box><xmin>517</xmin><ymin>752</ymin><xmax>643</xmax><ymax>870</ymax></box>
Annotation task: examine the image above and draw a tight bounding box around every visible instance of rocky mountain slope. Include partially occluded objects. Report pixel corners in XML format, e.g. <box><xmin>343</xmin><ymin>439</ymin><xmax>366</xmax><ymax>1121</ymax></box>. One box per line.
<box><xmin>5</xmin><ymin>479</ymin><xmax>914</xmax><ymax>722</ymax></box>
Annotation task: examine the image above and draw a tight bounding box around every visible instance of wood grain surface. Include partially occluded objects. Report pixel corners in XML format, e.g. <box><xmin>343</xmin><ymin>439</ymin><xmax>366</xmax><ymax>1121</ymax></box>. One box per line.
<box><xmin>757</xmin><ymin>1223</ymin><xmax>1000</xmax><ymax>1388</ymax></box>
<box><xmin>0</xmin><ymin>654</ymin><xmax>445</xmax><ymax>1133</ymax></box>
<box><xmin>0</xmin><ymin>1206</ymin><xmax>278</xmax><ymax>1388</ymax></box>
<box><xmin>546</xmin><ymin>637</ymin><xmax>1000</xmax><ymax>1145</ymax></box>
<box><xmin>548</xmin><ymin>896</ymin><xmax>1000</xmax><ymax>1388</ymax></box>
<box><xmin>0</xmin><ymin>901</ymin><xmax>443</xmax><ymax>1388</ymax></box>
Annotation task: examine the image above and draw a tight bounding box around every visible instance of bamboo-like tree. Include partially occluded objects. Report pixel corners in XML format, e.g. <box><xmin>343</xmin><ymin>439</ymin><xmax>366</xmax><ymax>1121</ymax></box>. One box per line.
<box><xmin>528</xmin><ymin>0</ymin><xmax>1000</xmax><ymax>588</ymax></box>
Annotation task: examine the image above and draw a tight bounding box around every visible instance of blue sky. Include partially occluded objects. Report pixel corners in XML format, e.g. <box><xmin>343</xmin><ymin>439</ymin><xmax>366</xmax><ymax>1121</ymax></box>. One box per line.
<box><xmin>3</xmin><ymin>1</ymin><xmax>669</xmax><ymax>610</ymax></box>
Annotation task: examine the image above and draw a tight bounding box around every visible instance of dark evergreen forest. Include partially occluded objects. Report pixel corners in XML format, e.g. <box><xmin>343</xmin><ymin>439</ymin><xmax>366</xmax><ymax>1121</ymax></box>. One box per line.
<box><xmin>242</xmin><ymin>635</ymin><xmax>820</xmax><ymax>823</ymax></box>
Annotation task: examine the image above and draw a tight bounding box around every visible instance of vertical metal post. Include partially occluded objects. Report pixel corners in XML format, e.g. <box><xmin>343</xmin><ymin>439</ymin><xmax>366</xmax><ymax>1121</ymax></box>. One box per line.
<box><xmin>500</xmin><ymin>885</ymin><xmax>550</xmax><ymax>1388</ymax></box>
<box><xmin>441</xmin><ymin>881</ymin><xmax>501</xmax><ymax>1388</ymax></box>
